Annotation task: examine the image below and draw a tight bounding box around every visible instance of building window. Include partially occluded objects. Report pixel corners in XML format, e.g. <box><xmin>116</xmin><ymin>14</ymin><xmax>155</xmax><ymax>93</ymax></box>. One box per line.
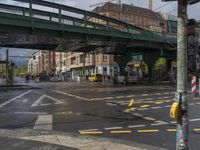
<box><xmin>103</xmin><ymin>67</ymin><xmax>107</xmax><ymax>75</ymax></box>
<box><xmin>80</xmin><ymin>55</ymin><xmax>84</xmax><ymax>63</ymax></box>
<box><xmin>71</xmin><ymin>57</ymin><xmax>76</xmax><ymax>65</ymax></box>
<box><xmin>103</xmin><ymin>54</ymin><xmax>108</xmax><ymax>62</ymax></box>
<box><xmin>111</xmin><ymin>15</ymin><xmax>116</xmax><ymax>19</ymax></box>
<box><xmin>123</xmin><ymin>16</ymin><xmax>129</xmax><ymax>22</ymax></box>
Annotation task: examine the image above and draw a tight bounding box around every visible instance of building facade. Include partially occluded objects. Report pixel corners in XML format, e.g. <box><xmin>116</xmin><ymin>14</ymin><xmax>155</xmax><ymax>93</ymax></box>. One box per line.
<box><xmin>28</xmin><ymin>2</ymin><xmax>169</xmax><ymax>79</ymax></box>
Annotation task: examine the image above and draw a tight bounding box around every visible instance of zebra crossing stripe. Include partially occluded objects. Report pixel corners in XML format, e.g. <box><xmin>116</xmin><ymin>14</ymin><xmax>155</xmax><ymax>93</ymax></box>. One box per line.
<box><xmin>33</xmin><ymin>115</ymin><xmax>52</xmax><ymax>130</ymax></box>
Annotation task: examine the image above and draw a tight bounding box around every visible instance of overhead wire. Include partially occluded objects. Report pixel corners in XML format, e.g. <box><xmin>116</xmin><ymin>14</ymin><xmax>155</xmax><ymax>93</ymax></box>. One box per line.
<box><xmin>153</xmin><ymin>2</ymin><xmax>171</xmax><ymax>11</ymax></box>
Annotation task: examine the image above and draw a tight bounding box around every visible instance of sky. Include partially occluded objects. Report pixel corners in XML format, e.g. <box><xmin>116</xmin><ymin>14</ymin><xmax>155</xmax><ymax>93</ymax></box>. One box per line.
<box><xmin>0</xmin><ymin>0</ymin><xmax>199</xmax><ymax>65</ymax></box>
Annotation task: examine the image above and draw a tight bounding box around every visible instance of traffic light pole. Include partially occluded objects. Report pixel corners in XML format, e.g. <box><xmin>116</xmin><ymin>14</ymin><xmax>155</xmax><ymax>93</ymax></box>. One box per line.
<box><xmin>176</xmin><ymin>0</ymin><xmax>189</xmax><ymax>149</ymax></box>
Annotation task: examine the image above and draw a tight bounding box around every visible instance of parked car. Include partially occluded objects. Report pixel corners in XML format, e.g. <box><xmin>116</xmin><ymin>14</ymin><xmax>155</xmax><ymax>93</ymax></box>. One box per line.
<box><xmin>117</xmin><ymin>75</ymin><xmax>138</xmax><ymax>85</ymax></box>
<box><xmin>88</xmin><ymin>74</ymin><xmax>103</xmax><ymax>82</ymax></box>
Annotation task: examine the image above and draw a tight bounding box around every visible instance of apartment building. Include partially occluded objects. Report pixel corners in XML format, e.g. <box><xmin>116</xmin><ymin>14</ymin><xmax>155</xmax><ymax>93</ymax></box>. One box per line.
<box><xmin>92</xmin><ymin>2</ymin><xmax>167</xmax><ymax>33</ymax></box>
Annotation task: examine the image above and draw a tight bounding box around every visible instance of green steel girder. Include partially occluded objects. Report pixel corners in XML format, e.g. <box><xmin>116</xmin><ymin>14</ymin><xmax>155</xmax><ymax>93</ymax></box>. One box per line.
<box><xmin>13</xmin><ymin>0</ymin><xmax>150</xmax><ymax>33</ymax></box>
<box><xmin>0</xmin><ymin>11</ymin><xmax>166</xmax><ymax>43</ymax></box>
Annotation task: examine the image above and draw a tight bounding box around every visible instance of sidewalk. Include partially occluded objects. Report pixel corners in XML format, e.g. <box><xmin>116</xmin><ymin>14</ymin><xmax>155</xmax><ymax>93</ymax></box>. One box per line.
<box><xmin>0</xmin><ymin>129</ymin><xmax>168</xmax><ymax>150</ymax></box>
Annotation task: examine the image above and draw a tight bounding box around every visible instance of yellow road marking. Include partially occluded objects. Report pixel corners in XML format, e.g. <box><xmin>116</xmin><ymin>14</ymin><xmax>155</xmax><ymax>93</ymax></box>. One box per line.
<box><xmin>79</xmin><ymin>131</ymin><xmax>103</xmax><ymax>135</ymax></box>
<box><xmin>165</xmin><ymin>100</ymin><xmax>171</xmax><ymax>102</ymax></box>
<box><xmin>127</xmin><ymin>107</ymin><xmax>136</xmax><ymax>111</ymax></box>
<box><xmin>111</xmin><ymin>130</ymin><xmax>132</xmax><ymax>134</ymax></box>
<box><xmin>167</xmin><ymin>129</ymin><xmax>177</xmax><ymax>132</ymax></box>
<box><xmin>155</xmin><ymin>102</ymin><xmax>164</xmax><ymax>104</ymax></box>
<box><xmin>172</xmin><ymin>98</ymin><xmax>177</xmax><ymax>101</ymax></box>
<box><xmin>128</xmin><ymin>99</ymin><xmax>135</xmax><ymax>107</ymax></box>
<box><xmin>194</xmin><ymin>128</ymin><xmax>200</xmax><ymax>131</ymax></box>
<box><xmin>138</xmin><ymin>129</ymin><xmax>159</xmax><ymax>133</ymax></box>
<box><xmin>140</xmin><ymin>105</ymin><xmax>150</xmax><ymax>108</ymax></box>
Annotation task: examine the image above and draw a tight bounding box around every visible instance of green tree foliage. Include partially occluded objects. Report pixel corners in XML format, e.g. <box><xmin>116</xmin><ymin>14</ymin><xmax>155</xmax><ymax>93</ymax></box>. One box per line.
<box><xmin>13</xmin><ymin>65</ymin><xmax>27</xmax><ymax>76</ymax></box>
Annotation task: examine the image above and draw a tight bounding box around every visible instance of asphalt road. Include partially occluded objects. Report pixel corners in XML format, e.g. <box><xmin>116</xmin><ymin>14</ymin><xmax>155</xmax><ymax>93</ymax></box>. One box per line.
<box><xmin>1</xmin><ymin>77</ymin><xmax>200</xmax><ymax>150</ymax></box>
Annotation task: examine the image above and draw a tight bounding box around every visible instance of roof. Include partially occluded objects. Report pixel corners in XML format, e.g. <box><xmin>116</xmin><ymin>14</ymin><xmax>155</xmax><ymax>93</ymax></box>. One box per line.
<box><xmin>92</xmin><ymin>2</ymin><xmax>165</xmax><ymax>21</ymax></box>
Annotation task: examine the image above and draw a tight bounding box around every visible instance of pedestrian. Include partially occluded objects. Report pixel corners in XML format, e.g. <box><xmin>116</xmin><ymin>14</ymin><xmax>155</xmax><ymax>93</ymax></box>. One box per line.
<box><xmin>25</xmin><ymin>74</ymin><xmax>30</xmax><ymax>83</ymax></box>
<box><xmin>171</xmin><ymin>69</ymin><xmax>176</xmax><ymax>84</ymax></box>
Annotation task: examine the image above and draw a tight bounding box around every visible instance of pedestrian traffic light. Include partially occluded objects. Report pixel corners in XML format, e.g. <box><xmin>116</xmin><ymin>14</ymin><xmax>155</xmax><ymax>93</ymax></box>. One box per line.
<box><xmin>170</xmin><ymin>102</ymin><xmax>179</xmax><ymax>119</ymax></box>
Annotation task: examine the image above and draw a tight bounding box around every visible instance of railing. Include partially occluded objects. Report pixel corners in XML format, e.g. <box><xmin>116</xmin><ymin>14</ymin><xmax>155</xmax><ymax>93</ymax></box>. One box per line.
<box><xmin>0</xmin><ymin>0</ymin><xmax>176</xmax><ymax>43</ymax></box>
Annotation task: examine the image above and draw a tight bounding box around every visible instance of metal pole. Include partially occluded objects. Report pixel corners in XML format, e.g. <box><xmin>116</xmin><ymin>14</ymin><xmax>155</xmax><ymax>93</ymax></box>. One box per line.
<box><xmin>6</xmin><ymin>49</ymin><xmax>9</xmax><ymax>86</ymax></box>
<box><xmin>176</xmin><ymin>0</ymin><xmax>189</xmax><ymax>149</ymax></box>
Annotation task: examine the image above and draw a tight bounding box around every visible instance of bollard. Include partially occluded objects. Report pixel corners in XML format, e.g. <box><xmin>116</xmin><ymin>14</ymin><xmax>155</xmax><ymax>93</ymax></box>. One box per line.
<box><xmin>191</xmin><ymin>75</ymin><xmax>197</xmax><ymax>95</ymax></box>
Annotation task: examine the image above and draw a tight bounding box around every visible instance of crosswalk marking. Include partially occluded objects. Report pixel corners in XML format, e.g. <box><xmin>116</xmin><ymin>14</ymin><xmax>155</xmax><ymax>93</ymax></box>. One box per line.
<box><xmin>105</xmin><ymin>127</ymin><xmax>123</xmax><ymax>130</ymax></box>
<box><xmin>0</xmin><ymin>90</ymin><xmax>33</xmax><ymax>108</ymax></box>
<box><xmin>33</xmin><ymin>115</ymin><xmax>52</xmax><ymax>130</ymax></box>
<box><xmin>128</xmin><ymin>125</ymin><xmax>146</xmax><ymax>128</ymax></box>
<box><xmin>31</xmin><ymin>94</ymin><xmax>63</xmax><ymax>107</ymax></box>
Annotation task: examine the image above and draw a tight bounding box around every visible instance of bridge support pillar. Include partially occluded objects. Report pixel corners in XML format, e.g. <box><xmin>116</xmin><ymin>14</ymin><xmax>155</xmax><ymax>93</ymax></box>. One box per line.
<box><xmin>143</xmin><ymin>50</ymin><xmax>161</xmax><ymax>81</ymax></box>
<box><xmin>114</xmin><ymin>54</ymin><xmax>132</xmax><ymax>76</ymax></box>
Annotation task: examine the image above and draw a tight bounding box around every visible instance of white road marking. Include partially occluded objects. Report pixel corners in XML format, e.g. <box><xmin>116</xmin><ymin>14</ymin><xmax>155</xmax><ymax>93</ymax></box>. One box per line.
<box><xmin>133</xmin><ymin>113</ymin><xmax>143</xmax><ymax>117</ymax></box>
<box><xmin>151</xmin><ymin>121</ymin><xmax>169</xmax><ymax>126</ymax></box>
<box><xmin>31</xmin><ymin>94</ymin><xmax>63</xmax><ymax>107</ymax></box>
<box><xmin>142</xmin><ymin>117</ymin><xmax>156</xmax><ymax>121</ymax></box>
<box><xmin>78</xmin><ymin>129</ymin><xmax>99</xmax><ymax>132</ymax></box>
<box><xmin>164</xmin><ymin>105</ymin><xmax>171</xmax><ymax>108</ymax></box>
<box><xmin>14</xmin><ymin>112</ymin><xmax>47</xmax><ymax>115</ymax></box>
<box><xmin>141</xmin><ymin>94</ymin><xmax>149</xmax><ymax>96</ymax></box>
<box><xmin>137</xmin><ymin>108</ymin><xmax>149</xmax><ymax>110</ymax></box>
<box><xmin>151</xmin><ymin>106</ymin><xmax>162</xmax><ymax>109</ymax></box>
<box><xmin>33</xmin><ymin>115</ymin><xmax>52</xmax><ymax>130</ymax></box>
<box><xmin>128</xmin><ymin>125</ymin><xmax>146</xmax><ymax>128</ymax></box>
<box><xmin>0</xmin><ymin>90</ymin><xmax>33</xmax><ymax>108</ymax></box>
<box><xmin>144</xmin><ymin>98</ymin><xmax>154</xmax><ymax>100</ymax></box>
<box><xmin>155</xmin><ymin>93</ymin><xmax>162</xmax><ymax>95</ymax></box>
<box><xmin>190</xmin><ymin>118</ymin><xmax>200</xmax><ymax>122</ymax></box>
<box><xmin>170</xmin><ymin>121</ymin><xmax>176</xmax><ymax>124</ymax></box>
<box><xmin>53</xmin><ymin>90</ymin><xmax>89</xmax><ymax>101</ymax></box>
<box><xmin>40</xmin><ymin>103</ymin><xmax>52</xmax><ymax>106</ymax></box>
<box><xmin>126</xmin><ymin>95</ymin><xmax>136</xmax><ymax>98</ymax></box>
<box><xmin>22</xmin><ymin>99</ymin><xmax>29</xmax><ymax>103</ymax></box>
<box><xmin>163</xmin><ymin>96</ymin><xmax>170</xmax><ymax>99</ymax></box>
<box><xmin>123</xmin><ymin>110</ymin><xmax>130</xmax><ymax>113</ymax></box>
<box><xmin>105</xmin><ymin>127</ymin><xmax>123</xmax><ymax>130</ymax></box>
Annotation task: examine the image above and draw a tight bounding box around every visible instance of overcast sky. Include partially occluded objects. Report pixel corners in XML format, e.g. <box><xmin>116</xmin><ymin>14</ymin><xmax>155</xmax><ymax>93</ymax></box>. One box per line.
<box><xmin>0</xmin><ymin>0</ymin><xmax>199</xmax><ymax>63</ymax></box>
